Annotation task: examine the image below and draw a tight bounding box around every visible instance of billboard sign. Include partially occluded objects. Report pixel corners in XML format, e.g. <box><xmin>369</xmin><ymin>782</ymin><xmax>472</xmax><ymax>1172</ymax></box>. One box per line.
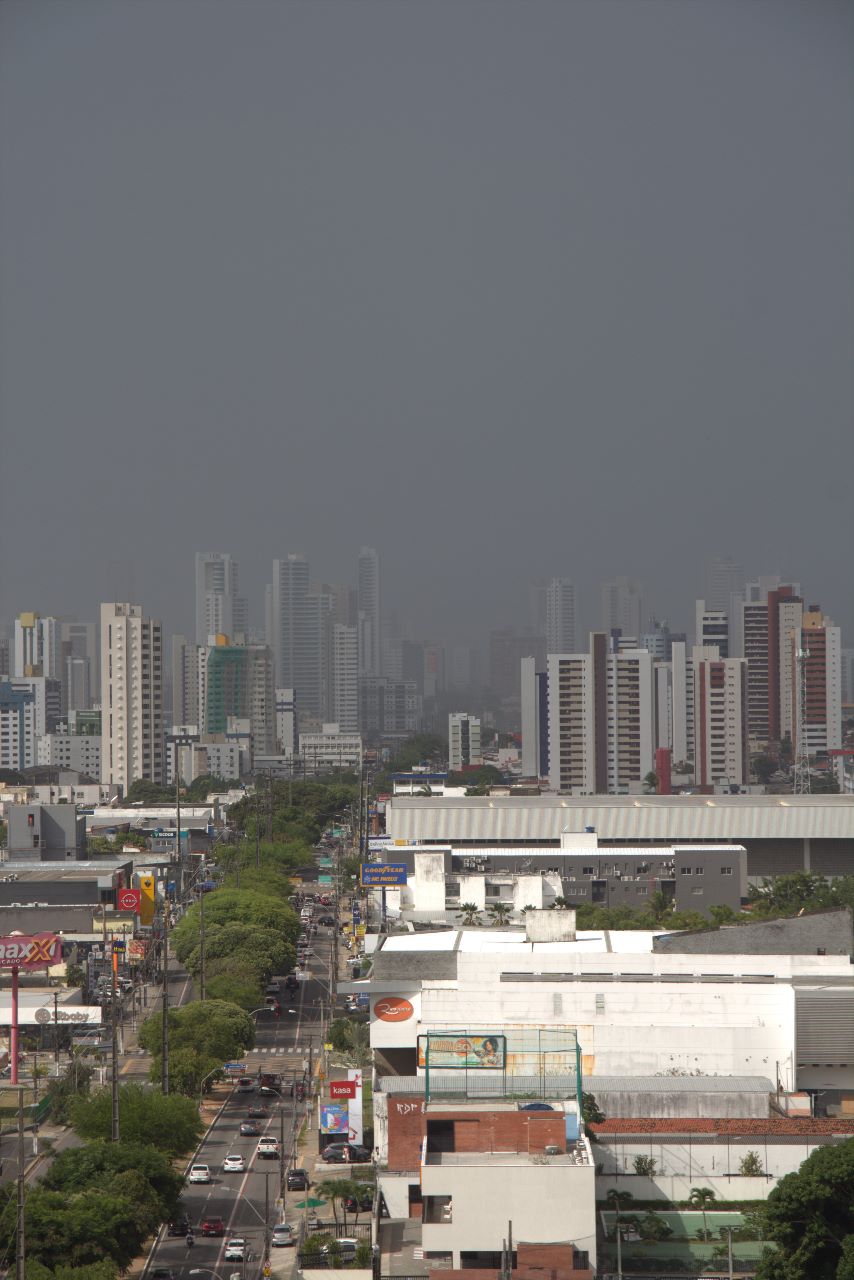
<box><xmin>117</xmin><ymin>888</ymin><xmax>141</xmax><ymax>913</ymax></box>
<box><xmin>31</xmin><ymin>1005</ymin><xmax>102</xmax><ymax>1026</ymax></box>
<box><xmin>320</xmin><ymin>1103</ymin><xmax>349</xmax><ymax>1134</ymax></box>
<box><xmin>374</xmin><ymin>997</ymin><xmax>414</xmax><ymax>1023</ymax></box>
<box><xmin>0</xmin><ymin>934</ymin><xmax>61</xmax><ymax>970</ymax></box>
<box><xmin>329</xmin><ymin>1079</ymin><xmax>357</xmax><ymax>1099</ymax></box>
<box><xmin>360</xmin><ymin>863</ymin><xmax>407</xmax><ymax>886</ymax></box>
<box><xmin>417</xmin><ymin>1034</ymin><xmax>506</xmax><ymax>1070</ymax></box>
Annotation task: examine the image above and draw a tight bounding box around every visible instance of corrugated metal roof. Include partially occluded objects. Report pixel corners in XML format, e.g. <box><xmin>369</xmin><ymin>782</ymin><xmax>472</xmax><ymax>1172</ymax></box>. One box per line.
<box><xmin>377</xmin><ymin>1073</ymin><xmax>578</xmax><ymax>1096</ymax></box>
<box><xmin>387</xmin><ymin>795</ymin><xmax>854</xmax><ymax>842</ymax></box>
<box><xmin>585</xmin><ymin>1075</ymin><xmax>773</xmax><ymax>1093</ymax></box>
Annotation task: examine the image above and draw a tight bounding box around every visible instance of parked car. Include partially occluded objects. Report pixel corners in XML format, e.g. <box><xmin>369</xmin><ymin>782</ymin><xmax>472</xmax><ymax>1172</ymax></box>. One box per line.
<box><xmin>224</xmin><ymin>1238</ymin><xmax>247</xmax><ymax>1262</ymax></box>
<box><xmin>286</xmin><ymin>1167</ymin><xmax>309</xmax><ymax>1190</ymax></box>
<box><xmin>188</xmin><ymin>1163</ymin><xmax>211</xmax><ymax>1183</ymax></box>
<box><xmin>344</xmin><ymin>1190</ymin><xmax>374</xmax><ymax>1212</ymax></box>
<box><xmin>321</xmin><ymin>1238</ymin><xmax>358</xmax><ymax>1260</ymax></box>
<box><xmin>271</xmin><ymin>1223</ymin><xmax>295</xmax><ymax>1248</ymax></box>
<box><xmin>166</xmin><ymin>1213</ymin><xmax>190</xmax><ymax>1236</ymax></box>
<box><xmin>321</xmin><ymin>1143</ymin><xmax>370</xmax><ymax>1164</ymax></box>
<box><xmin>240</xmin><ymin>1120</ymin><xmax>260</xmax><ymax>1136</ymax></box>
<box><xmin>201</xmin><ymin>1215</ymin><xmax>225</xmax><ymax>1237</ymax></box>
<box><xmin>519</xmin><ymin>1102</ymin><xmax>554</xmax><ymax>1111</ymax></box>
<box><xmin>222</xmin><ymin>1154</ymin><xmax>246</xmax><ymax>1172</ymax></box>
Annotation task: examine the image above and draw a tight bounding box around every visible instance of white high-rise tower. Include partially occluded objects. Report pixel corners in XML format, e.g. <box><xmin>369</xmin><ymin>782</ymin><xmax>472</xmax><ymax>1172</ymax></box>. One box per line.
<box><xmin>100</xmin><ymin>602</ymin><xmax>163</xmax><ymax>792</ymax></box>
<box><xmin>357</xmin><ymin>546</ymin><xmax>381</xmax><ymax>678</ymax></box>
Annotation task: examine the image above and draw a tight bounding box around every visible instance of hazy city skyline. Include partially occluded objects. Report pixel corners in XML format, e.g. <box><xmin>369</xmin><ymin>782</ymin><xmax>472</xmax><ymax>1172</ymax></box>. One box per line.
<box><xmin>1</xmin><ymin>1</ymin><xmax>852</xmax><ymax>646</ymax></box>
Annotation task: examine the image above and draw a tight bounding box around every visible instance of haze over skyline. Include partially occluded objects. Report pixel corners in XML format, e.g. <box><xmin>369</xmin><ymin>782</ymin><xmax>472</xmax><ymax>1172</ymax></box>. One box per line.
<box><xmin>1</xmin><ymin>0</ymin><xmax>852</xmax><ymax>646</ymax></box>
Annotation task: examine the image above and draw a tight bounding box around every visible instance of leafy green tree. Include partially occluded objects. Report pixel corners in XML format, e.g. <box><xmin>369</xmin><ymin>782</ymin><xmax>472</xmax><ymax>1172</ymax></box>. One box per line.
<box><xmin>457</xmin><ymin>902</ymin><xmax>482</xmax><ymax>926</ymax></box>
<box><xmin>551</xmin><ymin>896</ymin><xmax>571</xmax><ymax>910</ymax></box>
<box><xmin>26</xmin><ymin>1262</ymin><xmax>117</xmax><ymax>1280</ymax></box>
<box><xmin>754</xmin><ymin>1138</ymin><xmax>854</xmax><ymax>1279</ymax></box>
<box><xmin>582</xmin><ymin>1091</ymin><xmax>605</xmax><ymax>1126</ymax></box>
<box><xmin>606</xmin><ymin>1187</ymin><xmax>634</xmax><ymax>1228</ymax></box>
<box><xmin>124</xmin><ymin>779</ymin><xmax>175</xmax><ymax>804</ymax></box>
<box><xmin>739</xmin><ymin>1149</ymin><xmax>764</xmax><ymax>1176</ymax></box>
<box><xmin>643</xmin><ymin>771</ymin><xmax>659</xmax><ymax>794</ymax></box>
<box><xmin>44</xmin><ymin>1058</ymin><xmax>94</xmax><ymax>1124</ymax></box>
<box><xmin>147</xmin><ymin>1045</ymin><xmax>225</xmax><ymax>1096</ymax></box>
<box><xmin>69</xmin><ymin>1083</ymin><xmax>201</xmax><ymax>1156</ymax></box>
<box><xmin>183</xmin><ymin>773</ymin><xmax>239</xmax><ymax>801</ymax></box>
<box><xmin>138</xmin><ymin>998</ymin><xmax>255</xmax><ymax>1063</ymax></box>
<box><xmin>633</xmin><ymin>1154</ymin><xmax>657</xmax><ymax>1176</ymax></box>
<box><xmin>205</xmin><ymin>971</ymin><xmax>264</xmax><ymax>1010</ymax></box>
<box><xmin>640</xmin><ymin>1211</ymin><xmax>673</xmax><ymax>1240</ymax></box>
<box><xmin>42</xmin><ymin>1139</ymin><xmax>183</xmax><ymax>1214</ymax></box>
<box><xmin>752</xmin><ymin>753</ymin><xmax>777</xmax><ymax>783</ymax></box>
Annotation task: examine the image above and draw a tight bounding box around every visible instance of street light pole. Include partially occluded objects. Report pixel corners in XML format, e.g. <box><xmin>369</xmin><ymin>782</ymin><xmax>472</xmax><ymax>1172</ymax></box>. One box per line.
<box><xmin>16</xmin><ymin>1085</ymin><xmax>25</xmax><ymax>1280</ymax></box>
<box><xmin>199</xmin><ymin>884</ymin><xmax>206</xmax><ymax>1001</ymax></box>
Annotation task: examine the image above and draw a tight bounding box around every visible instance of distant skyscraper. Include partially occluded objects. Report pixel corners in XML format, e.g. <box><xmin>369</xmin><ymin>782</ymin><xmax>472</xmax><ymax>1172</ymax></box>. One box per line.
<box><xmin>61</xmin><ymin>621</ymin><xmax>98</xmax><ymax>711</ymax></box>
<box><xmin>331</xmin><ymin>623</ymin><xmax>359</xmax><ymax>733</ymax></box>
<box><xmin>695</xmin><ymin>600</ymin><xmax>730</xmax><ymax>657</ymax></box>
<box><xmin>842</xmin><ymin>649</ymin><xmax>854</xmax><ymax>706</ymax></box>
<box><xmin>705</xmin><ymin>556</ymin><xmax>745</xmax><ymax>614</ymax></box>
<box><xmin>275</xmin><ymin>687</ymin><xmax>297</xmax><ymax>756</ymax></box>
<box><xmin>100</xmin><ymin>602</ymin><xmax>163</xmax><ymax>792</ymax></box>
<box><xmin>601</xmin><ymin>578</ymin><xmax>646</xmax><ymax>641</ymax></box>
<box><xmin>171</xmin><ymin>634</ymin><xmax>201</xmax><ymax>729</ymax></box>
<box><xmin>640</xmin><ymin>620</ymin><xmax>686</xmax><ymax>662</ymax></box>
<box><xmin>195</xmin><ymin>553</ymin><xmax>246</xmax><ymax>645</ymax></box>
<box><xmin>545</xmin><ymin>579</ymin><xmax>576</xmax><ymax>654</ymax></box>
<box><xmin>14</xmin><ymin>613</ymin><xmax>60</xmax><ymax>679</ymax></box>
<box><xmin>271</xmin><ymin>555</ymin><xmax>326</xmax><ymax>720</ymax></box>
<box><xmin>357</xmin><ymin>547</ymin><xmax>381</xmax><ymax>678</ymax></box>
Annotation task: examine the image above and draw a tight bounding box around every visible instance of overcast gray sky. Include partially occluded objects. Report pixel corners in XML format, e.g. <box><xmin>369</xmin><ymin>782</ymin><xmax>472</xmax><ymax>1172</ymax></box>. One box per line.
<box><xmin>1</xmin><ymin>0</ymin><xmax>852</xmax><ymax>647</ymax></box>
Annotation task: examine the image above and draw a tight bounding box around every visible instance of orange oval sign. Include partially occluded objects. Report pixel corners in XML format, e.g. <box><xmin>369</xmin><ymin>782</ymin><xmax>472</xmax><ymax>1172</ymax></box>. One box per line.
<box><xmin>374</xmin><ymin>997</ymin><xmax>414</xmax><ymax>1023</ymax></box>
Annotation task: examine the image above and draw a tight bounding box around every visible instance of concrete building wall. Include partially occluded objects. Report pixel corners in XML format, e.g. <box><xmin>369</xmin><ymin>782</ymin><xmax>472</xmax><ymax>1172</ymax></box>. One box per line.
<box><xmin>421</xmin><ymin>1161</ymin><xmax>596</xmax><ymax>1265</ymax></box>
<box><xmin>414</xmin><ymin>852</ymin><xmax>447</xmax><ymax>914</ymax></box>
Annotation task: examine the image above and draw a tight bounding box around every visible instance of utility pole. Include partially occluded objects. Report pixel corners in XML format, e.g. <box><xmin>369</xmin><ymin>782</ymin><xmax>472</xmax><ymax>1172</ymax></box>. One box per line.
<box><xmin>110</xmin><ymin>940</ymin><xmax>120</xmax><ymax>1141</ymax></box>
<box><xmin>53</xmin><ymin>992</ymin><xmax>59</xmax><ymax>1072</ymax></box>
<box><xmin>255</xmin><ymin>785</ymin><xmax>261</xmax><ymax>870</ymax></box>
<box><xmin>264</xmin><ymin>1168</ymin><xmax>272</xmax><ymax>1263</ymax></box>
<box><xmin>616</xmin><ymin>1222</ymin><xmax>623</xmax><ymax>1280</ymax></box>
<box><xmin>162</xmin><ymin>750</ymin><xmax>180</xmax><ymax>1094</ymax></box>
<box><xmin>267</xmin><ymin>767</ymin><xmax>274</xmax><ymax>842</ymax></box>
<box><xmin>725</xmin><ymin>1225</ymin><xmax>734</xmax><ymax>1280</ymax></box>
<box><xmin>198</xmin><ymin>883</ymin><xmax>206</xmax><ymax>1000</ymax></box>
<box><xmin>16</xmin><ymin>1086</ymin><xmax>25</xmax><ymax>1280</ymax></box>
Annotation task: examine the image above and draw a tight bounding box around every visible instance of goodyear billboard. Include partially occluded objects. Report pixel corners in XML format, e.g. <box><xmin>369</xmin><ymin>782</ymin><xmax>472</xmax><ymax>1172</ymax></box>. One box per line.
<box><xmin>360</xmin><ymin>863</ymin><xmax>407</xmax><ymax>886</ymax></box>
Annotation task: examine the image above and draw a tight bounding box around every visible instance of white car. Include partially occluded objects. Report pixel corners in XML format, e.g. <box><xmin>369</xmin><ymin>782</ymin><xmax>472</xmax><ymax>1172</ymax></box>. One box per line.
<box><xmin>271</xmin><ymin>1223</ymin><xmax>295</xmax><ymax>1247</ymax></box>
<box><xmin>188</xmin><ymin>1163</ymin><xmax>211</xmax><ymax>1184</ymax></box>
<box><xmin>321</xmin><ymin>1238</ymin><xmax>358</xmax><ymax>1260</ymax></box>
<box><xmin>257</xmin><ymin>1137</ymin><xmax>281</xmax><ymax>1160</ymax></box>
<box><xmin>222</xmin><ymin>1154</ymin><xmax>246</xmax><ymax>1172</ymax></box>
<box><xmin>224</xmin><ymin>1239</ymin><xmax>247</xmax><ymax>1262</ymax></box>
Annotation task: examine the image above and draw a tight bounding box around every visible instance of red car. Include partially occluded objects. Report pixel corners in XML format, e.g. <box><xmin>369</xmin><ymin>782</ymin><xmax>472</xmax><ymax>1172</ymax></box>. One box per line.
<box><xmin>201</xmin><ymin>1216</ymin><xmax>225</xmax><ymax>1237</ymax></box>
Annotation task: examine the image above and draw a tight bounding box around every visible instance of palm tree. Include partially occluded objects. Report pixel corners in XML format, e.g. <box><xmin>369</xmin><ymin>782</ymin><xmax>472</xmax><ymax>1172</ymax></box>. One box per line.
<box><xmin>551</xmin><ymin>896</ymin><xmax>571</xmax><ymax>911</ymax></box>
<box><xmin>458</xmin><ymin>902</ymin><xmax>482</xmax><ymax>926</ymax></box>
<box><xmin>606</xmin><ymin>1188</ymin><xmax>634</xmax><ymax>1240</ymax></box>
<box><xmin>316</xmin><ymin>1176</ymin><xmax>358</xmax><ymax>1232</ymax></box>
<box><xmin>487</xmin><ymin>902</ymin><xmax>512</xmax><ymax>927</ymax></box>
<box><xmin>689</xmin><ymin>1186</ymin><xmax>716</xmax><ymax>1240</ymax></box>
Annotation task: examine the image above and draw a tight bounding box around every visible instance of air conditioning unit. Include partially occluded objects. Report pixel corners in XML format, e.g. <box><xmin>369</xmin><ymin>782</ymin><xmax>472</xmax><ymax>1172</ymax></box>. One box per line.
<box><xmin>544</xmin><ymin>1145</ymin><xmax>560</xmax><ymax>1156</ymax></box>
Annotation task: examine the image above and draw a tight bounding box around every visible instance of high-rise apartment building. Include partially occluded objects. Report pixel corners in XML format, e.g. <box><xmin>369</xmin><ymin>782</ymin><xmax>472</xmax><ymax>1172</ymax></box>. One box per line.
<box><xmin>61</xmin><ymin>622</ymin><xmax>98</xmax><ymax>710</ymax></box>
<box><xmin>789</xmin><ymin>608</ymin><xmax>842</xmax><ymax>768</ymax></box>
<box><xmin>195</xmin><ymin>553</ymin><xmax>247</xmax><ymax>645</ymax></box>
<box><xmin>692</xmin><ymin>648</ymin><xmax>749</xmax><ymax>787</ymax></box>
<box><xmin>275</xmin><ymin>688</ymin><xmax>296</xmax><ymax>756</ymax></box>
<box><xmin>769</xmin><ymin>586</ymin><xmax>803</xmax><ymax>744</ymax></box>
<box><xmin>331</xmin><ymin>624</ymin><xmax>359</xmax><ymax>733</ymax></box>
<box><xmin>695</xmin><ymin>600</ymin><xmax>730</xmax><ymax>657</ymax></box>
<box><xmin>0</xmin><ymin>682</ymin><xmax>37</xmax><ymax>770</ymax></box>
<box><xmin>171</xmin><ymin>634</ymin><xmax>202</xmax><ymax>729</ymax></box>
<box><xmin>14</xmin><ymin>613</ymin><xmax>61</xmax><ymax>679</ymax></box>
<box><xmin>490</xmin><ymin>631</ymin><xmax>546</xmax><ymax>703</ymax></box>
<box><xmin>357</xmin><ymin>546</ymin><xmax>381</xmax><ymax>679</ymax></box>
<box><xmin>271</xmin><ymin>555</ymin><xmax>326</xmax><ymax>720</ymax></box>
<box><xmin>547</xmin><ymin>634</ymin><xmax>653</xmax><ymax>794</ymax></box>
<box><xmin>640</xmin><ymin>620</ymin><xmax>686</xmax><ymax>662</ymax></box>
<box><xmin>545</xmin><ymin>579</ymin><xmax>576</xmax><ymax>654</ymax></box>
<box><xmin>601</xmin><ymin>577</ymin><xmax>646</xmax><ymax>640</ymax></box>
<box><xmin>842</xmin><ymin>649</ymin><xmax>854</xmax><ymax>706</ymax></box>
<box><xmin>520</xmin><ymin>656</ymin><xmax>550</xmax><ymax>779</ymax></box>
<box><xmin>100</xmin><ymin>603</ymin><xmax>163</xmax><ymax>792</ymax></box>
<box><xmin>734</xmin><ymin>578</ymin><xmax>802</xmax><ymax>748</ymax></box>
<box><xmin>448</xmin><ymin>712</ymin><xmax>482</xmax><ymax>770</ymax></box>
<box><xmin>204</xmin><ymin>640</ymin><xmax>275</xmax><ymax>757</ymax></box>
<box><xmin>359</xmin><ymin>678</ymin><xmax>421</xmax><ymax>738</ymax></box>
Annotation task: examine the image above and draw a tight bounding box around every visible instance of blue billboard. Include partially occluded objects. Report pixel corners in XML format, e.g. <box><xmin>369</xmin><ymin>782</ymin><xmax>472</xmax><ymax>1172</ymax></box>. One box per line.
<box><xmin>360</xmin><ymin>863</ymin><xmax>408</xmax><ymax>886</ymax></box>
